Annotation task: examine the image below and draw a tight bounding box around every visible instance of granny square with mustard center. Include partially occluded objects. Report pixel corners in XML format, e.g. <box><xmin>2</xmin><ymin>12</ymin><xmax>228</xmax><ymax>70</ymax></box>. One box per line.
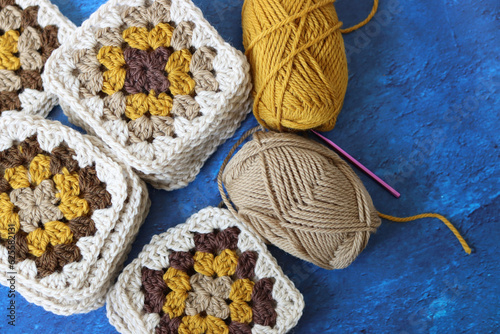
<box><xmin>107</xmin><ymin>207</ymin><xmax>304</xmax><ymax>334</ymax></box>
<box><xmin>0</xmin><ymin>113</ymin><xmax>150</xmax><ymax>315</ymax></box>
<box><xmin>0</xmin><ymin>0</ymin><xmax>75</xmax><ymax>116</ymax></box>
<box><xmin>43</xmin><ymin>0</ymin><xmax>252</xmax><ymax>190</ymax></box>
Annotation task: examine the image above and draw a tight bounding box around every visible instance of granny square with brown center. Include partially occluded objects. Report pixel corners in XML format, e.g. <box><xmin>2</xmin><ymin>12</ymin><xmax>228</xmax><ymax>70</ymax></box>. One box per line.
<box><xmin>43</xmin><ymin>0</ymin><xmax>252</xmax><ymax>190</ymax></box>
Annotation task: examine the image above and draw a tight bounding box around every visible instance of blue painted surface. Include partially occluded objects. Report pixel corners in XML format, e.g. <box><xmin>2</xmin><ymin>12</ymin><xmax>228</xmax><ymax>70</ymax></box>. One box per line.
<box><xmin>1</xmin><ymin>0</ymin><xmax>499</xmax><ymax>333</ymax></box>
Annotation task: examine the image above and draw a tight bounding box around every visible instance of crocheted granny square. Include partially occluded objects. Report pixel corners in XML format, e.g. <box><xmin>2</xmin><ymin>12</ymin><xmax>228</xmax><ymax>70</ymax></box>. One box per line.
<box><xmin>44</xmin><ymin>0</ymin><xmax>252</xmax><ymax>190</ymax></box>
<box><xmin>0</xmin><ymin>113</ymin><xmax>150</xmax><ymax>315</ymax></box>
<box><xmin>0</xmin><ymin>0</ymin><xmax>75</xmax><ymax>116</ymax></box>
<box><xmin>107</xmin><ymin>207</ymin><xmax>304</xmax><ymax>334</ymax></box>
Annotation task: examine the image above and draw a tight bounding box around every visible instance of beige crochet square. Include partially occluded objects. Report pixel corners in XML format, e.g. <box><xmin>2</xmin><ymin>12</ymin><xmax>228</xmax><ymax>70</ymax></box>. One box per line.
<box><xmin>106</xmin><ymin>207</ymin><xmax>304</xmax><ymax>334</ymax></box>
<box><xmin>0</xmin><ymin>0</ymin><xmax>75</xmax><ymax>116</ymax></box>
<box><xmin>43</xmin><ymin>0</ymin><xmax>252</xmax><ymax>190</ymax></box>
<box><xmin>0</xmin><ymin>113</ymin><xmax>150</xmax><ymax>315</ymax></box>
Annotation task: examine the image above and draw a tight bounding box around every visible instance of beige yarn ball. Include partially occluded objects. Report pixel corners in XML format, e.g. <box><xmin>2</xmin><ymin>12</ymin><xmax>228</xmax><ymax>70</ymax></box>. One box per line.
<box><xmin>219</xmin><ymin>130</ymin><xmax>381</xmax><ymax>269</ymax></box>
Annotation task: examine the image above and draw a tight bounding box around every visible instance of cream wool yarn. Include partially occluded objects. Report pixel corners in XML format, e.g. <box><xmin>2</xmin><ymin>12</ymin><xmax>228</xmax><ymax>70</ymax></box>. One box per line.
<box><xmin>106</xmin><ymin>207</ymin><xmax>304</xmax><ymax>334</ymax></box>
<box><xmin>43</xmin><ymin>0</ymin><xmax>252</xmax><ymax>190</ymax></box>
<box><xmin>0</xmin><ymin>113</ymin><xmax>150</xmax><ymax>315</ymax></box>
<box><xmin>0</xmin><ymin>0</ymin><xmax>75</xmax><ymax>116</ymax></box>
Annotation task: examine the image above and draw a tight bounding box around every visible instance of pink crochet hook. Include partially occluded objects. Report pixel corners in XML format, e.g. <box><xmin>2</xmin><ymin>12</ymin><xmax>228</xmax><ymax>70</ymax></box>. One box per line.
<box><xmin>312</xmin><ymin>130</ymin><xmax>401</xmax><ymax>198</ymax></box>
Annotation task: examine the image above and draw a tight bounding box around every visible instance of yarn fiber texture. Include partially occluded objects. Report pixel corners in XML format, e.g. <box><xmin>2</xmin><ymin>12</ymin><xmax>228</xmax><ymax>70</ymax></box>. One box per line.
<box><xmin>106</xmin><ymin>207</ymin><xmax>304</xmax><ymax>334</ymax></box>
<box><xmin>220</xmin><ymin>131</ymin><xmax>381</xmax><ymax>270</ymax></box>
<box><xmin>0</xmin><ymin>113</ymin><xmax>150</xmax><ymax>315</ymax></box>
<box><xmin>242</xmin><ymin>0</ymin><xmax>347</xmax><ymax>131</ymax></box>
<box><xmin>43</xmin><ymin>0</ymin><xmax>252</xmax><ymax>190</ymax></box>
<box><xmin>0</xmin><ymin>0</ymin><xmax>75</xmax><ymax>116</ymax></box>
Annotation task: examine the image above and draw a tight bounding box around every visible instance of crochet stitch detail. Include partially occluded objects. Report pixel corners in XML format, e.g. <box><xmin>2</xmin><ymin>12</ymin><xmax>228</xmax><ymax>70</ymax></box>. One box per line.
<box><xmin>43</xmin><ymin>0</ymin><xmax>252</xmax><ymax>190</ymax></box>
<box><xmin>0</xmin><ymin>1</ymin><xmax>59</xmax><ymax>113</ymax></box>
<box><xmin>74</xmin><ymin>1</ymin><xmax>218</xmax><ymax>144</ymax></box>
<box><xmin>141</xmin><ymin>227</ymin><xmax>278</xmax><ymax>334</ymax></box>
<box><xmin>0</xmin><ymin>135</ymin><xmax>111</xmax><ymax>278</ymax></box>
<box><xmin>106</xmin><ymin>207</ymin><xmax>304</xmax><ymax>333</ymax></box>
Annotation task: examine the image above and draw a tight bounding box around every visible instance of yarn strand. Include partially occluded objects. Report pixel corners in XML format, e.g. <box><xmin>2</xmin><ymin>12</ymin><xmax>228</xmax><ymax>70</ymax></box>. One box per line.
<box><xmin>378</xmin><ymin>212</ymin><xmax>472</xmax><ymax>254</ymax></box>
<box><xmin>340</xmin><ymin>0</ymin><xmax>379</xmax><ymax>34</ymax></box>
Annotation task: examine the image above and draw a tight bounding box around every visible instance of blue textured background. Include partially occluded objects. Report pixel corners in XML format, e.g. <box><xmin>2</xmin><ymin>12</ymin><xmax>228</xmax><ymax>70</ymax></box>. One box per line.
<box><xmin>1</xmin><ymin>0</ymin><xmax>499</xmax><ymax>333</ymax></box>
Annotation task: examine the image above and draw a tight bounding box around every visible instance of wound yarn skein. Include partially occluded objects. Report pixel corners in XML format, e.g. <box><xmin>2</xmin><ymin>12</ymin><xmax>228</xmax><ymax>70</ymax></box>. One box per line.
<box><xmin>242</xmin><ymin>0</ymin><xmax>377</xmax><ymax>131</ymax></box>
<box><xmin>219</xmin><ymin>130</ymin><xmax>381</xmax><ymax>269</ymax></box>
<box><xmin>219</xmin><ymin>0</ymin><xmax>470</xmax><ymax>270</ymax></box>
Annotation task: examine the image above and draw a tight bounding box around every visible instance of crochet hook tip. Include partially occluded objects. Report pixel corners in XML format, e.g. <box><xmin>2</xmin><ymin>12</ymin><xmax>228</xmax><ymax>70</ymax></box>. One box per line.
<box><xmin>312</xmin><ymin>130</ymin><xmax>401</xmax><ymax>198</ymax></box>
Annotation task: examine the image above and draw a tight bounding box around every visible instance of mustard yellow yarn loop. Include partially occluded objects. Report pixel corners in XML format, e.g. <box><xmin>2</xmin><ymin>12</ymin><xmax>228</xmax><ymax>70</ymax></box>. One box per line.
<box><xmin>0</xmin><ymin>30</ymin><xmax>20</xmax><ymax>70</ymax></box>
<box><xmin>179</xmin><ymin>315</ymin><xmax>228</xmax><ymax>334</ymax></box>
<box><xmin>193</xmin><ymin>251</ymin><xmax>215</xmax><ymax>277</ymax></box>
<box><xmin>242</xmin><ymin>0</ymin><xmax>379</xmax><ymax>131</ymax></box>
<box><xmin>53</xmin><ymin>168</ymin><xmax>90</xmax><ymax>220</ymax></box>
<box><xmin>163</xmin><ymin>267</ymin><xmax>192</xmax><ymax>292</ymax></box>
<box><xmin>229</xmin><ymin>300</ymin><xmax>253</xmax><ymax>324</ymax></box>
<box><xmin>149</xmin><ymin>23</ymin><xmax>175</xmax><ymax>50</ymax></box>
<box><xmin>97</xmin><ymin>46</ymin><xmax>126</xmax><ymax>95</ymax></box>
<box><xmin>123</xmin><ymin>23</ymin><xmax>174</xmax><ymax>51</ymax></box>
<box><xmin>29</xmin><ymin>154</ymin><xmax>52</xmax><ymax>186</ymax></box>
<box><xmin>125</xmin><ymin>90</ymin><xmax>173</xmax><ymax>120</ymax></box>
<box><xmin>378</xmin><ymin>212</ymin><xmax>472</xmax><ymax>254</ymax></box>
<box><xmin>213</xmin><ymin>249</ymin><xmax>238</xmax><ymax>277</ymax></box>
<box><xmin>26</xmin><ymin>221</ymin><xmax>73</xmax><ymax>257</ymax></box>
<box><xmin>166</xmin><ymin>49</ymin><xmax>196</xmax><ymax>96</ymax></box>
<box><xmin>0</xmin><ymin>193</ymin><xmax>20</xmax><ymax>239</ymax></box>
<box><xmin>339</xmin><ymin>0</ymin><xmax>379</xmax><ymax>34</ymax></box>
<box><xmin>123</xmin><ymin>26</ymin><xmax>150</xmax><ymax>50</ymax></box>
<box><xmin>163</xmin><ymin>290</ymin><xmax>189</xmax><ymax>319</ymax></box>
<box><xmin>4</xmin><ymin>165</ymin><xmax>30</xmax><ymax>189</ymax></box>
<box><xmin>229</xmin><ymin>278</ymin><xmax>255</xmax><ymax>302</ymax></box>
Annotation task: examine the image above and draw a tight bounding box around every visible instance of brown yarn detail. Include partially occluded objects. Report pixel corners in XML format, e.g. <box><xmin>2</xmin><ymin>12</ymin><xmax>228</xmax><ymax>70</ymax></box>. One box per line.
<box><xmin>14</xmin><ymin>230</ymin><xmax>30</xmax><ymax>263</ymax></box>
<box><xmin>0</xmin><ymin>134</ymin><xmax>41</xmax><ymax>168</ymax></box>
<box><xmin>168</xmin><ymin>251</ymin><xmax>194</xmax><ymax>272</ymax></box>
<box><xmin>219</xmin><ymin>130</ymin><xmax>382</xmax><ymax>270</ymax></box>
<box><xmin>142</xmin><ymin>267</ymin><xmax>169</xmax><ymax>314</ymax></box>
<box><xmin>49</xmin><ymin>145</ymin><xmax>78</xmax><ymax>175</ymax></box>
<box><xmin>78</xmin><ymin>166</ymin><xmax>112</xmax><ymax>211</ymax></box>
<box><xmin>235</xmin><ymin>251</ymin><xmax>257</xmax><ymax>279</ymax></box>
<box><xmin>156</xmin><ymin>314</ymin><xmax>181</xmax><ymax>334</ymax></box>
<box><xmin>251</xmin><ymin>278</ymin><xmax>277</xmax><ymax>327</ymax></box>
<box><xmin>0</xmin><ymin>0</ymin><xmax>16</xmax><ymax>8</ymax></box>
<box><xmin>215</xmin><ymin>226</ymin><xmax>240</xmax><ymax>250</ymax></box>
<box><xmin>193</xmin><ymin>231</ymin><xmax>217</xmax><ymax>254</ymax></box>
<box><xmin>0</xmin><ymin>91</ymin><xmax>21</xmax><ymax>112</ymax></box>
<box><xmin>123</xmin><ymin>47</ymin><xmax>171</xmax><ymax>95</ymax></box>
<box><xmin>1</xmin><ymin>135</ymin><xmax>111</xmax><ymax>277</ymax></box>
<box><xmin>228</xmin><ymin>322</ymin><xmax>252</xmax><ymax>334</ymax></box>
<box><xmin>35</xmin><ymin>243</ymin><xmax>82</xmax><ymax>278</ymax></box>
<box><xmin>40</xmin><ymin>25</ymin><xmax>60</xmax><ymax>63</ymax></box>
<box><xmin>20</xmin><ymin>6</ymin><xmax>38</xmax><ymax>29</ymax></box>
<box><xmin>19</xmin><ymin>70</ymin><xmax>43</xmax><ymax>90</ymax></box>
<box><xmin>67</xmin><ymin>216</ymin><xmax>96</xmax><ymax>239</ymax></box>
<box><xmin>0</xmin><ymin>177</ymin><xmax>11</xmax><ymax>193</ymax></box>
<box><xmin>193</xmin><ymin>227</ymin><xmax>240</xmax><ymax>254</ymax></box>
